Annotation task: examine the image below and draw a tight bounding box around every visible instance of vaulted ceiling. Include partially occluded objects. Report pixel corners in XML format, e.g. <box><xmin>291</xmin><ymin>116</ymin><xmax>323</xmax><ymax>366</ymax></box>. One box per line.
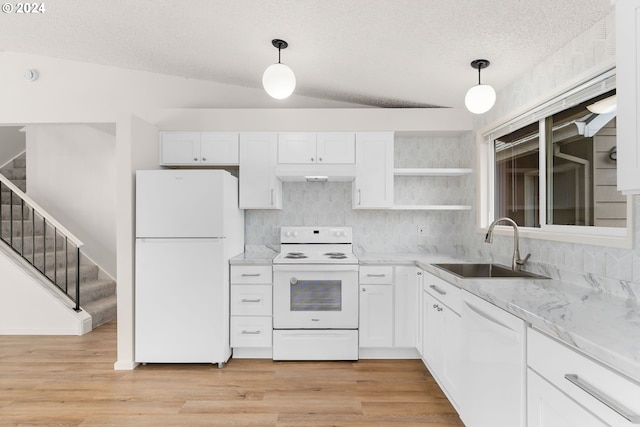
<box><xmin>0</xmin><ymin>0</ymin><xmax>614</xmax><ymax>108</ymax></box>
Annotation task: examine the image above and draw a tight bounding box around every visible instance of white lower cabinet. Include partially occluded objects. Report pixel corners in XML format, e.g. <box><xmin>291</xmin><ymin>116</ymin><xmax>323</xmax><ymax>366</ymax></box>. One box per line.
<box><xmin>358</xmin><ymin>265</ymin><xmax>420</xmax><ymax>356</ymax></box>
<box><xmin>528</xmin><ymin>328</ymin><xmax>640</xmax><ymax>427</ymax></box>
<box><xmin>230</xmin><ymin>265</ymin><xmax>273</xmax><ymax>358</ymax></box>
<box><xmin>359</xmin><ymin>284</ymin><xmax>393</xmax><ymax>347</ymax></box>
<box><xmin>421</xmin><ymin>272</ymin><xmax>462</xmax><ymax>410</ymax></box>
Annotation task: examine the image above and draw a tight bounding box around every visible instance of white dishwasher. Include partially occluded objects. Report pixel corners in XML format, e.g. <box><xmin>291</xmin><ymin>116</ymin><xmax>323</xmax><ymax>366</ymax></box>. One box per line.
<box><xmin>460</xmin><ymin>290</ymin><xmax>527</xmax><ymax>427</ymax></box>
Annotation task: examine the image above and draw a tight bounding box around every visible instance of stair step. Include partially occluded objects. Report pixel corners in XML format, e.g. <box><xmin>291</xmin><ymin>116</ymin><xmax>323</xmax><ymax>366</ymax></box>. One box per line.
<box><xmin>67</xmin><ymin>278</ymin><xmax>116</xmax><ymax>303</ymax></box>
<box><xmin>1</xmin><ymin>204</ymin><xmax>33</xmax><ymax>220</ymax></box>
<box><xmin>12</xmin><ymin>156</ymin><xmax>26</xmax><ymax>169</ymax></box>
<box><xmin>0</xmin><ymin>179</ymin><xmax>26</xmax><ymax>193</ymax></box>
<box><xmin>0</xmin><ymin>168</ymin><xmax>26</xmax><ymax>180</ymax></box>
<box><xmin>2</xmin><ymin>234</ymin><xmax>66</xmax><ymax>256</ymax></box>
<box><xmin>41</xmin><ymin>264</ymin><xmax>99</xmax><ymax>290</ymax></box>
<box><xmin>82</xmin><ymin>295</ymin><xmax>117</xmax><ymax>329</ymax></box>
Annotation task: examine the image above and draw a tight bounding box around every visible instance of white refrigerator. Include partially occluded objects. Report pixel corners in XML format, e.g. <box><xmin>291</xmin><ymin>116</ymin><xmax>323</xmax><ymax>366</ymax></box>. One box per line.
<box><xmin>134</xmin><ymin>169</ymin><xmax>244</xmax><ymax>365</ymax></box>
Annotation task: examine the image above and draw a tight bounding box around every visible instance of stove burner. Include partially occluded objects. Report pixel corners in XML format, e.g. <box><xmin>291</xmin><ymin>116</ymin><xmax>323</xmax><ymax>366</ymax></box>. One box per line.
<box><xmin>329</xmin><ymin>255</ymin><xmax>347</xmax><ymax>259</ymax></box>
<box><xmin>324</xmin><ymin>252</ymin><xmax>346</xmax><ymax>257</ymax></box>
<box><xmin>284</xmin><ymin>252</ymin><xmax>308</xmax><ymax>259</ymax></box>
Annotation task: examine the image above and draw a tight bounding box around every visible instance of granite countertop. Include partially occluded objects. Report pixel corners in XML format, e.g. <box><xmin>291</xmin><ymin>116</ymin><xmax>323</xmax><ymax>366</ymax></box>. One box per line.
<box><xmin>232</xmin><ymin>250</ymin><xmax>640</xmax><ymax>382</ymax></box>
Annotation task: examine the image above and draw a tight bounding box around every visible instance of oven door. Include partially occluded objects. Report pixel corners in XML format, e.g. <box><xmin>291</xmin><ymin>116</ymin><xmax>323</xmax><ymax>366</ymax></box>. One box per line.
<box><xmin>273</xmin><ymin>264</ymin><xmax>359</xmax><ymax>329</ymax></box>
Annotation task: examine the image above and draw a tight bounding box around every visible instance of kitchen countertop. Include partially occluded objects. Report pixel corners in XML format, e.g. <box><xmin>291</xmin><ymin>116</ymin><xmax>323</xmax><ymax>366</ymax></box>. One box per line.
<box><xmin>232</xmin><ymin>250</ymin><xmax>640</xmax><ymax>382</ymax></box>
<box><xmin>409</xmin><ymin>254</ymin><xmax>640</xmax><ymax>383</ymax></box>
<box><xmin>229</xmin><ymin>247</ymin><xmax>277</xmax><ymax>265</ymax></box>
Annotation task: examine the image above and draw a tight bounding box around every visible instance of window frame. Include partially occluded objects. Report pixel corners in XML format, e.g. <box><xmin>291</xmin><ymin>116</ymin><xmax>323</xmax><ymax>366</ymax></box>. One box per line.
<box><xmin>477</xmin><ymin>68</ymin><xmax>634</xmax><ymax>249</ymax></box>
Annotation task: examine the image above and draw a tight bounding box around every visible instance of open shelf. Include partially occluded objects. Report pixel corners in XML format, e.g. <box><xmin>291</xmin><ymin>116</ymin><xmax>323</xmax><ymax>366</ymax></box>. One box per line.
<box><xmin>391</xmin><ymin>205</ymin><xmax>472</xmax><ymax>211</ymax></box>
<box><xmin>393</xmin><ymin>168</ymin><xmax>472</xmax><ymax>177</ymax></box>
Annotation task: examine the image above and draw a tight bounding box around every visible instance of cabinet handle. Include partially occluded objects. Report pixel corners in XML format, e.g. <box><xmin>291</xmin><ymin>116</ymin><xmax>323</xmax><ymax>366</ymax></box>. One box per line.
<box><xmin>241</xmin><ymin>273</ymin><xmax>261</xmax><ymax>277</ymax></box>
<box><xmin>193</xmin><ymin>157</ymin><xmax>198</xmax><ymax>161</ymax></box>
<box><xmin>241</xmin><ymin>298</ymin><xmax>262</xmax><ymax>303</ymax></box>
<box><xmin>429</xmin><ymin>284</ymin><xmax>447</xmax><ymax>296</ymax></box>
<box><xmin>362</xmin><ymin>287</ymin><xmax>366</xmax><ymax>292</ymax></box>
<box><xmin>241</xmin><ymin>330</ymin><xmax>262</xmax><ymax>335</ymax></box>
<box><xmin>270</xmin><ymin>188</ymin><xmax>274</xmax><ymax>206</ymax></box>
<box><xmin>311</xmin><ymin>157</ymin><xmax>314</xmax><ymax>162</ymax></box>
<box><xmin>318</xmin><ymin>157</ymin><xmax>323</xmax><ymax>162</ymax></box>
<box><xmin>564</xmin><ymin>374</ymin><xmax>640</xmax><ymax>423</ymax></box>
<box><xmin>367</xmin><ymin>273</ymin><xmax>386</xmax><ymax>277</ymax></box>
<box><xmin>202</xmin><ymin>157</ymin><xmax>207</xmax><ymax>161</ymax></box>
<box><xmin>417</xmin><ymin>271</ymin><xmax>423</xmax><ymax>276</ymax></box>
<box><xmin>358</xmin><ymin>189</ymin><xmax>362</xmax><ymax>205</ymax></box>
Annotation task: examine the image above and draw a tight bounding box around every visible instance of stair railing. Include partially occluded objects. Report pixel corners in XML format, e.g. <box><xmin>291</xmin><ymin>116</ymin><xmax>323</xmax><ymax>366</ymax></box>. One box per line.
<box><xmin>0</xmin><ymin>174</ymin><xmax>84</xmax><ymax>312</ymax></box>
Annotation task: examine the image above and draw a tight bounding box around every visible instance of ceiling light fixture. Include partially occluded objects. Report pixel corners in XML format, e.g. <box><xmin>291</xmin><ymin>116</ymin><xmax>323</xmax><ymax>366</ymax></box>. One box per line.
<box><xmin>262</xmin><ymin>39</ymin><xmax>296</xmax><ymax>99</ymax></box>
<box><xmin>464</xmin><ymin>59</ymin><xmax>496</xmax><ymax>114</ymax></box>
<box><xmin>587</xmin><ymin>94</ymin><xmax>617</xmax><ymax>114</ymax></box>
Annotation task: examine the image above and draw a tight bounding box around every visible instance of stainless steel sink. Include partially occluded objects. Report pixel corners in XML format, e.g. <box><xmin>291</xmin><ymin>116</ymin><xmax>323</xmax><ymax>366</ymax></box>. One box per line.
<box><xmin>433</xmin><ymin>263</ymin><xmax>549</xmax><ymax>279</ymax></box>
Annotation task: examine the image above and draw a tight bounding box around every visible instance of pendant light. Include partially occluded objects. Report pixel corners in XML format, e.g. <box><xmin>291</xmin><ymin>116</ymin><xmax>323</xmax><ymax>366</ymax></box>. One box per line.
<box><xmin>464</xmin><ymin>59</ymin><xmax>496</xmax><ymax>114</ymax></box>
<box><xmin>262</xmin><ymin>39</ymin><xmax>296</xmax><ymax>99</ymax></box>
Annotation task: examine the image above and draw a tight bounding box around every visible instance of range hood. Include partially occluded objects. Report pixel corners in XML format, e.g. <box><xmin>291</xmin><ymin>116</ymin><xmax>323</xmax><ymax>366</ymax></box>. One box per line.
<box><xmin>276</xmin><ymin>164</ymin><xmax>356</xmax><ymax>182</ymax></box>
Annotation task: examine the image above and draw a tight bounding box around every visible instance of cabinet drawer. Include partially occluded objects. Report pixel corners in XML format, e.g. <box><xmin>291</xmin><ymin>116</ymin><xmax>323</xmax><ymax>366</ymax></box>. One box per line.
<box><xmin>528</xmin><ymin>328</ymin><xmax>640</xmax><ymax>426</ymax></box>
<box><xmin>231</xmin><ymin>284</ymin><xmax>273</xmax><ymax>316</ymax></box>
<box><xmin>230</xmin><ymin>265</ymin><xmax>272</xmax><ymax>284</ymax></box>
<box><xmin>423</xmin><ymin>272</ymin><xmax>461</xmax><ymax>313</ymax></box>
<box><xmin>359</xmin><ymin>266</ymin><xmax>393</xmax><ymax>284</ymax></box>
<box><xmin>231</xmin><ymin>316</ymin><xmax>272</xmax><ymax>348</ymax></box>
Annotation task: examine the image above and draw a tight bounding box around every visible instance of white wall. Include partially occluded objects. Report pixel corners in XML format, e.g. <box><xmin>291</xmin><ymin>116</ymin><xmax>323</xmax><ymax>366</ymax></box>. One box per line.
<box><xmin>0</xmin><ymin>126</ymin><xmax>25</xmax><ymax>168</ymax></box>
<box><xmin>0</xmin><ymin>247</ymin><xmax>92</xmax><ymax>335</ymax></box>
<box><xmin>25</xmin><ymin>124</ymin><xmax>117</xmax><ymax>277</ymax></box>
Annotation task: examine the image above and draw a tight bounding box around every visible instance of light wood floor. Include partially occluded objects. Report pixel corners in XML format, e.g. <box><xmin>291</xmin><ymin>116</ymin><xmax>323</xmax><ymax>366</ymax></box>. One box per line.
<box><xmin>0</xmin><ymin>321</ymin><xmax>464</xmax><ymax>426</ymax></box>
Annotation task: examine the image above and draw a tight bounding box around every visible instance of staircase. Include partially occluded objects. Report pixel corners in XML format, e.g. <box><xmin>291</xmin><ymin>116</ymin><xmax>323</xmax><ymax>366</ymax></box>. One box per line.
<box><xmin>0</xmin><ymin>153</ymin><xmax>116</xmax><ymax>330</ymax></box>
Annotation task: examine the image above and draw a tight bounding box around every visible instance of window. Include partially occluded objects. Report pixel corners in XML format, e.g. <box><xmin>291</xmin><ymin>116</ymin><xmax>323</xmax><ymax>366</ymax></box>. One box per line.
<box><xmin>481</xmin><ymin>70</ymin><xmax>632</xmax><ymax>247</ymax></box>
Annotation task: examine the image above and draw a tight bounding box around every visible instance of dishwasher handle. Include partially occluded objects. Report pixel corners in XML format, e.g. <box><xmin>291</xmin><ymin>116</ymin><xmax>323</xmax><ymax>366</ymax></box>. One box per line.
<box><xmin>464</xmin><ymin>300</ymin><xmax>518</xmax><ymax>332</ymax></box>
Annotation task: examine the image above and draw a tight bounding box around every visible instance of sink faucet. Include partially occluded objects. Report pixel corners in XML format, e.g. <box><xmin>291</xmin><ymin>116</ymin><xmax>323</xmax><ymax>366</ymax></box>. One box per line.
<box><xmin>484</xmin><ymin>217</ymin><xmax>531</xmax><ymax>271</ymax></box>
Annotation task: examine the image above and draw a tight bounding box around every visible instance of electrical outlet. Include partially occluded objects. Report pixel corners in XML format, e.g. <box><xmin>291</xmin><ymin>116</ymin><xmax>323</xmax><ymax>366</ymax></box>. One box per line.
<box><xmin>417</xmin><ymin>225</ymin><xmax>427</xmax><ymax>236</ymax></box>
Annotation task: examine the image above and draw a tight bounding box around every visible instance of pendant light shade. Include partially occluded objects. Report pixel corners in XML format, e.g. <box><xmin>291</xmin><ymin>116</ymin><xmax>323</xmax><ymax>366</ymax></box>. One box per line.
<box><xmin>263</xmin><ymin>39</ymin><xmax>296</xmax><ymax>99</ymax></box>
<box><xmin>465</xmin><ymin>59</ymin><xmax>496</xmax><ymax>114</ymax></box>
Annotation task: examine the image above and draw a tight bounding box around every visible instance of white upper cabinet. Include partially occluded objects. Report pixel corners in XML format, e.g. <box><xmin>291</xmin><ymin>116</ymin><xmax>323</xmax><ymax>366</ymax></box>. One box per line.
<box><xmin>159</xmin><ymin>132</ymin><xmax>239</xmax><ymax>166</ymax></box>
<box><xmin>353</xmin><ymin>132</ymin><xmax>394</xmax><ymax>209</ymax></box>
<box><xmin>278</xmin><ymin>132</ymin><xmax>355</xmax><ymax>164</ymax></box>
<box><xmin>239</xmin><ymin>132</ymin><xmax>282</xmax><ymax>209</ymax></box>
<box><xmin>617</xmin><ymin>0</ymin><xmax>640</xmax><ymax>194</ymax></box>
<box><xmin>199</xmin><ymin>132</ymin><xmax>239</xmax><ymax>165</ymax></box>
<box><xmin>316</xmin><ymin>132</ymin><xmax>356</xmax><ymax>164</ymax></box>
<box><xmin>278</xmin><ymin>132</ymin><xmax>317</xmax><ymax>164</ymax></box>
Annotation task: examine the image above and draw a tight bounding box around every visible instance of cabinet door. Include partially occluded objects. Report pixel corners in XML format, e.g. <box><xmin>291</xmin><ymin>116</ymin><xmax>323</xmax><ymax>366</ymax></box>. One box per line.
<box><xmin>617</xmin><ymin>1</ymin><xmax>640</xmax><ymax>194</ymax></box>
<box><xmin>200</xmin><ymin>132</ymin><xmax>239</xmax><ymax>165</ymax></box>
<box><xmin>278</xmin><ymin>132</ymin><xmax>317</xmax><ymax>164</ymax></box>
<box><xmin>353</xmin><ymin>132</ymin><xmax>394</xmax><ymax>209</ymax></box>
<box><xmin>394</xmin><ymin>266</ymin><xmax>418</xmax><ymax>348</ymax></box>
<box><xmin>416</xmin><ymin>270</ymin><xmax>424</xmax><ymax>356</ymax></box>
<box><xmin>528</xmin><ymin>369</ymin><xmax>608</xmax><ymax>427</ymax></box>
<box><xmin>422</xmin><ymin>292</ymin><xmax>443</xmax><ymax>371</ymax></box>
<box><xmin>159</xmin><ymin>132</ymin><xmax>200</xmax><ymax>165</ymax></box>
<box><xmin>359</xmin><ymin>284</ymin><xmax>393</xmax><ymax>347</ymax></box>
<box><xmin>316</xmin><ymin>132</ymin><xmax>355</xmax><ymax>164</ymax></box>
<box><xmin>423</xmin><ymin>290</ymin><xmax>462</xmax><ymax>410</ymax></box>
<box><xmin>239</xmin><ymin>132</ymin><xmax>282</xmax><ymax>209</ymax></box>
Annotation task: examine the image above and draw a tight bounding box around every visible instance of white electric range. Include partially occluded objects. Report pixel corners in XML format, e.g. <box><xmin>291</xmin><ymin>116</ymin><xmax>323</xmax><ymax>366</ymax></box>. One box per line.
<box><xmin>272</xmin><ymin>226</ymin><xmax>359</xmax><ymax>361</ymax></box>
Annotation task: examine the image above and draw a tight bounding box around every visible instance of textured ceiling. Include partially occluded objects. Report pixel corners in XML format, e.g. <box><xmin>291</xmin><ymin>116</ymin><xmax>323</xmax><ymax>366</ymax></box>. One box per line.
<box><xmin>0</xmin><ymin>0</ymin><xmax>614</xmax><ymax>108</ymax></box>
